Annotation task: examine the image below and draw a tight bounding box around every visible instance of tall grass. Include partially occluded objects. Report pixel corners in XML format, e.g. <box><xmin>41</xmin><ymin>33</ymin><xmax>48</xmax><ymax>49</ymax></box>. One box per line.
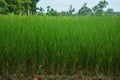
<box><xmin>0</xmin><ymin>15</ymin><xmax>120</xmax><ymax>75</ymax></box>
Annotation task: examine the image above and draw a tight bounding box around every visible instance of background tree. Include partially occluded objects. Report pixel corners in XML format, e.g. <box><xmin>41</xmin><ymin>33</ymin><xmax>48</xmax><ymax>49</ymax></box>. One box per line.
<box><xmin>49</xmin><ymin>8</ymin><xmax>59</xmax><ymax>16</ymax></box>
<box><xmin>4</xmin><ymin>0</ymin><xmax>39</xmax><ymax>15</ymax></box>
<box><xmin>92</xmin><ymin>0</ymin><xmax>108</xmax><ymax>15</ymax></box>
<box><xmin>38</xmin><ymin>7</ymin><xmax>44</xmax><ymax>15</ymax></box>
<box><xmin>46</xmin><ymin>6</ymin><xmax>59</xmax><ymax>16</ymax></box>
<box><xmin>23</xmin><ymin>0</ymin><xmax>32</xmax><ymax>15</ymax></box>
<box><xmin>98</xmin><ymin>0</ymin><xmax>108</xmax><ymax>9</ymax></box>
<box><xmin>5</xmin><ymin>0</ymin><xmax>16</xmax><ymax>14</ymax></box>
<box><xmin>39</xmin><ymin>7</ymin><xmax>44</xmax><ymax>13</ymax></box>
<box><xmin>68</xmin><ymin>5</ymin><xmax>75</xmax><ymax>15</ymax></box>
<box><xmin>60</xmin><ymin>11</ymin><xmax>68</xmax><ymax>16</ymax></box>
<box><xmin>92</xmin><ymin>5</ymin><xmax>99</xmax><ymax>14</ymax></box>
<box><xmin>105</xmin><ymin>8</ymin><xmax>114</xmax><ymax>15</ymax></box>
<box><xmin>46</xmin><ymin>6</ymin><xmax>51</xmax><ymax>14</ymax></box>
<box><xmin>78</xmin><ymin>3</ymin><xmax>92</xmax><ymax>15</ymax></box>
<box><xmin>0</xmin><ymin>0</ymin><xmax>8</xmax><ymax>14</ymax></box>
<box><xmin>16</xmin><ymin>0</ymin><xmax>25</xmax><ymax>15</ymax></box>
<box><xmin>30</xmin><ymin>0</ymin><xmax>39</xmax><ymax>14</ymax></box>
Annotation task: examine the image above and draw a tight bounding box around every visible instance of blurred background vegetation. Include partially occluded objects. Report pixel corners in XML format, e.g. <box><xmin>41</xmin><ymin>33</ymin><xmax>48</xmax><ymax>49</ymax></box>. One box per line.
<box><xmin>0</xmin><ymin>0</ymin><xmax>120</xmax><ymax>16</ymax></box>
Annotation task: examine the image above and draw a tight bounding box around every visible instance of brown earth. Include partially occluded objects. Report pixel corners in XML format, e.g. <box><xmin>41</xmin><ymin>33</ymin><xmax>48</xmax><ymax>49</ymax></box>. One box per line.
<box><xmin>0</xmin><ymin>73</ymin><xmax>119</xmax><ymax>80</ymax></box>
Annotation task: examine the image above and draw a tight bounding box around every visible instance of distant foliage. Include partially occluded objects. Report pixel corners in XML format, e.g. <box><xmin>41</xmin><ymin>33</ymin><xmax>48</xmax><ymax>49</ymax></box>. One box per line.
<box><xmin>0</xmin><ymin>0</ymin><xmax>120</xmax><ymax>16</ymax></box>
<box><xmin>92</xmin><ymin>0</ymin><xmax>108</xmax><ymax>15</ymax></box>
<box><xmin>105</xmin><ymin>8</ymin><xmax>114</xmax><ymax>15</ymax></box>
<box><xmin>78</xmin><ymin>3</ymin><xmax>92</xmax><ymax>15</ymax></box>
<box><xmin>0</xmin><ymin>0</ymin><xmax>9</xmax><ymax>14</ymax></box>
<box><xmin>0</xmin><ymin>0</ymin><xmax>39</xmax><ymax>15</ymax></box>
<box><xmin>67</xmin><ymin>5</ymin><xmax>75</xmax><ymax>15</ymax></box>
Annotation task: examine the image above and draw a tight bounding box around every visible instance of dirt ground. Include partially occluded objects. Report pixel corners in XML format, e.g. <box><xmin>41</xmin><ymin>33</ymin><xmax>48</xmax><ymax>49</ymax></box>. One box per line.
<box><xmin>0</xmin><ymin>73</ymin><xmax>120</xmax><ymax>80</ymax></box>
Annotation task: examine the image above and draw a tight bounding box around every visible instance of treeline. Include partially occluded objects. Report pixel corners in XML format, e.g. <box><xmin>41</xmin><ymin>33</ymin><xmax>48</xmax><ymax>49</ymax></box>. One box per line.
<box><xmin>0</xmin><ymin>0</ymin><xmax>120</xmax><ymax>16</ymax></box>
<box><xmin>41</xmin><ymin>0</ymin><xmax>119</xmax><ymax>16</ymax></box>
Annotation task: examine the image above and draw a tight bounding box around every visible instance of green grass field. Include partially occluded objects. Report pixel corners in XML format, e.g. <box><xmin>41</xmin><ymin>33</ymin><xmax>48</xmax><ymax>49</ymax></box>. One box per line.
<box><xmin>0</xmin><ymin>15</ymin><xmax>120</xmax><ymax>75</ymax></box>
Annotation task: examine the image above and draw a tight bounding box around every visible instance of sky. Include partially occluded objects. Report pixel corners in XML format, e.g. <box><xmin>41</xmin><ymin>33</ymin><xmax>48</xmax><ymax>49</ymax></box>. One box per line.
<box><xmin>37</xmin><ymin>0</ymin><xmax>120</xmax><ymax>12</ymax></box>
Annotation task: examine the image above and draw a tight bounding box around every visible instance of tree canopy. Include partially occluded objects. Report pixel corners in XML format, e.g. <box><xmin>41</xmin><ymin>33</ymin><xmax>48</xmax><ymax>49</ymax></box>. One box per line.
<box><xmin>78</xmin><ymin>3</ymin><xmax>92</xmax><ymax>15</ymax></box>
<box><xmin>92</xmin><ymin>0</ymin><xmax>108</xmax><ymax>15</ymax></box>
<box><xmin>0</xmin><ymin>0</ymin><xmax>39</xmax><ymax>15</ymax></box>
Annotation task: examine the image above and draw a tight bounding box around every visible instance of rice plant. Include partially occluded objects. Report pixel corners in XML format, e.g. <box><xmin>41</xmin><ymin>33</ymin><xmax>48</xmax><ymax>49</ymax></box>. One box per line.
<box><xmin>0</xmin><ymin>15</ymin><xmax>120</xmax><ymax>75</ymax></box>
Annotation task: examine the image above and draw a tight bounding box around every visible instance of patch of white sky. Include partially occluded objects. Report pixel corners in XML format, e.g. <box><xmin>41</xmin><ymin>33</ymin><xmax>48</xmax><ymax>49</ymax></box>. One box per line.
<box><xmin>37</xmin><ymin>0</ymin><xmax>120</xmax><ymax>12</ymax></box>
